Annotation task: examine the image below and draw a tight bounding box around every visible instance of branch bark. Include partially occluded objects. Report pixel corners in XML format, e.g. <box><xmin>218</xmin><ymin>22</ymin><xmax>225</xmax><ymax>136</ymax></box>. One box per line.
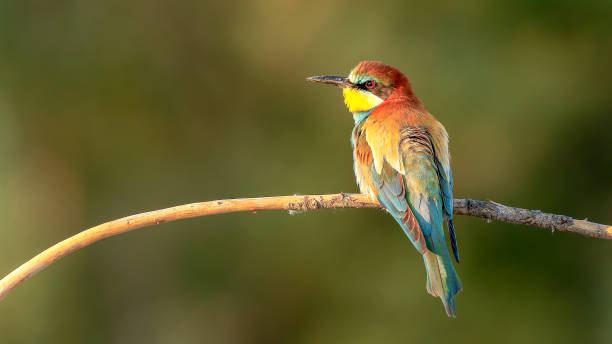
<box><xmin>0</xmin><ymin>193</ymin><xmax>610</xmax><ymax>301</ymax></box>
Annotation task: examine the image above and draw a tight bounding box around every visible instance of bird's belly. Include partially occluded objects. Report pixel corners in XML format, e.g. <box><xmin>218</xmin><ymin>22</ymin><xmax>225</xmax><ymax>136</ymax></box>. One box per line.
<box><xmin>353</xmin><ymin>139</ymin><xmax>376</xmax><ymax>197</ymax></box>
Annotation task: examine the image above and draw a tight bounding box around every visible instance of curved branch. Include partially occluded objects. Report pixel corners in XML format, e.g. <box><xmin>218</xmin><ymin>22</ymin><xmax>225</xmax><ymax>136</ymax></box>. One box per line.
<box><xmin>0</xmin><ymin>193</ymin><xmax>610</xmax><ymax>301</ymax></box>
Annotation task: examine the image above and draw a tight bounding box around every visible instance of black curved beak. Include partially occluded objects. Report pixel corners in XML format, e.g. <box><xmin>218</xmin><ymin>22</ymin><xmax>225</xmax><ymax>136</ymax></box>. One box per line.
<box><xmin>306</xmin><ymin>75</ymin><xmax>354</xmax><ymax>88</ymax></box>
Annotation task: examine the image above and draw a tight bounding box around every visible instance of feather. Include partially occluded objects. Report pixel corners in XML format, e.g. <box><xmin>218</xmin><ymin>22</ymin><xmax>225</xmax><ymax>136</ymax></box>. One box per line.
<box><xmin>357</xmin><ymin>118</ymin><xmax>462</xmax><ymax>316</ymax></box>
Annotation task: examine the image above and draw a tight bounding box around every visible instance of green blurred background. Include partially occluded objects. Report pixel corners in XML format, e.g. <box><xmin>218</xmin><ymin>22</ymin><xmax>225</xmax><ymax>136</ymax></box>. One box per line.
<box><xmin>1</xmin><ymin>1</ymin><xmax>611</xmax><ymax>343</ymax></box>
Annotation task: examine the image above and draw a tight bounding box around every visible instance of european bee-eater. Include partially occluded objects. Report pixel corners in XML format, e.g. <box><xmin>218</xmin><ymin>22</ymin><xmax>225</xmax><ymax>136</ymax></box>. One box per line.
<box><xmin>307</xmin><ymin>61</ymin><xmax>462</xmax><ymax>317</ymax></box>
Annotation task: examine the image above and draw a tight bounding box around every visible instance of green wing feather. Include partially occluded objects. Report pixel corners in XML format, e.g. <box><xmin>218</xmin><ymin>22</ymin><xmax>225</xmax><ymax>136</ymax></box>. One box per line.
<box><xmin>371</xmin><ymin>126</ymin><xmax>462</xmax><ymax>317</ymax></box>
<box><xmin>435</xmin><ymin>153</ymin><xmax>459</xmax><ymax>262</ymax></box>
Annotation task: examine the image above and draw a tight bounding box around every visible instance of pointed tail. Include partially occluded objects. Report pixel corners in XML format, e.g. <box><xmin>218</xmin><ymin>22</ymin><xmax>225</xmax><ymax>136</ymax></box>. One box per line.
<box><xmin>423</xmin><ymin>250</ymin><xmax>462</xmax><ymax>317</ymax></box>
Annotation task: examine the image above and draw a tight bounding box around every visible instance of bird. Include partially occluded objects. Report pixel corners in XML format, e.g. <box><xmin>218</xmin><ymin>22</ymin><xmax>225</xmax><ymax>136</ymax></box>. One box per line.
<box><xmin>307</xmin><ymin>61</ymin><xmax>462</xmax><ymax>317</ymax></box>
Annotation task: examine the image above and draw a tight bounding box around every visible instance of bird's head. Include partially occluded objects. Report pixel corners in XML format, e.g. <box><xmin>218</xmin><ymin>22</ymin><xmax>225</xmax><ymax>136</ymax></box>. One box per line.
<box><xmin>307</xmin><ymin>61</ymin><xmax>419</xmax><ymax>114</ymax></box>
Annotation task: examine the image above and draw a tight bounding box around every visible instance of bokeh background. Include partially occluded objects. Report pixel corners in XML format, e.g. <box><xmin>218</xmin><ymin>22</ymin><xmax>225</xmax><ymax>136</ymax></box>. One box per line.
<box><xmin>1</xmin><ymin>1</ymin><xmax>611</xmax><ymax>343</ymax></box>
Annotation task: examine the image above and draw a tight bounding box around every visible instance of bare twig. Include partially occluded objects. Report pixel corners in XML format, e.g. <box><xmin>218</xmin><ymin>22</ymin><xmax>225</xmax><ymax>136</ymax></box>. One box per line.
<box><xmin>0</xmin><ymin>193</ymin><xmax>610</xmax><ymax>301</ymax></box>
<box><xmin>452</xmin><ymin>199</ymin><xmax>611</xmax><ymax>239</ymax></box>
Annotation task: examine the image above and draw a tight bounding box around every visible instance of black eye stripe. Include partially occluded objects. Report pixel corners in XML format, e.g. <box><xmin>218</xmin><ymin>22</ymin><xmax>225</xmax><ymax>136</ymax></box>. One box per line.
<box><xmin>354</xmin><ymin>81</ymin><xmax>393</xmax><ymax>100</ymax></box>
<box><xmin>358</xmin><ymin>81</ymin><xmax>377</xmax><ymax>90</ymax></box>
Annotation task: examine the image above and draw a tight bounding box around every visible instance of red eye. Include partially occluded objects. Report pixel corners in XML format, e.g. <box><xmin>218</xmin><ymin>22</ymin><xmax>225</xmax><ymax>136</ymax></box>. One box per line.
<box><xmin>365</xmin><ymin>80</ymin><xmax>376</xmax><ymax>89</ymax></box>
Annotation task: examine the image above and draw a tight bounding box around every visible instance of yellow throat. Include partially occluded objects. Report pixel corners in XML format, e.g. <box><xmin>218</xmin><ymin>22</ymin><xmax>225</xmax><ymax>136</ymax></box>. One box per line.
<box><xmin>342</xmin><ymin>88</ymin><xmax>383</xmax><ymax>113</ymax></box>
